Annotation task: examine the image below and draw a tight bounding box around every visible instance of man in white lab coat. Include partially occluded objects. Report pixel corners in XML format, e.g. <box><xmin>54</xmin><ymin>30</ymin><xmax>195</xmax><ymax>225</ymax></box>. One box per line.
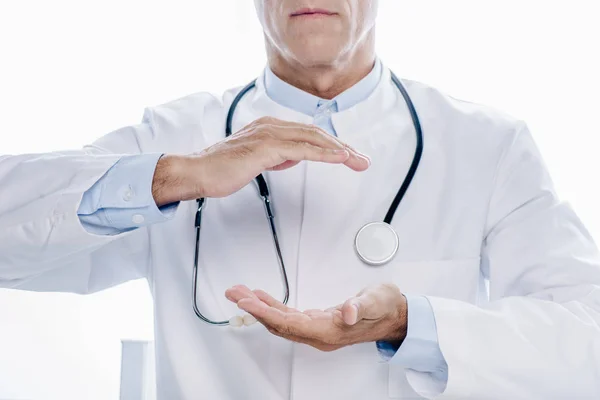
<box><xmin>1</xmin><ymin>0</ymin><xmax>600</xmax><ymax>399</ymax></box>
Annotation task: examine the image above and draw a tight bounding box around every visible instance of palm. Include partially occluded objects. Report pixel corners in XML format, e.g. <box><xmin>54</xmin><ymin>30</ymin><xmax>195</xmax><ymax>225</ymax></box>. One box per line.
<box><xmin>225</xmin><ymin>284</ymin><xmax>406</xmax><ymax>352</ymax></box>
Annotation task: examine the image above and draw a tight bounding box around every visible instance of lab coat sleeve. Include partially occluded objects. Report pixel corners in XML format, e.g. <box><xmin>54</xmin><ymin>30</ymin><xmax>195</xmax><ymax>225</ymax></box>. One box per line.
<box><xmin>78</xmin><ymin>153</ymin><xmax>178</xmax><ymax>235</ymax></box>
<box><xmin>0</xmin><ymin>116</ymin><xmax>161</xmax><ymax>294</ymax></box>
<box><xmin>403</xmin><ymin>123</ymin><xmax>600</xmax><ymax>399</ymax></box>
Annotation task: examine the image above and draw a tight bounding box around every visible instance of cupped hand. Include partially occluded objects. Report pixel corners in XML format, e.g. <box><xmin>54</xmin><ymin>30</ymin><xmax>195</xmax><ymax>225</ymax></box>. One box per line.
<box><xmin>152</xmin><ymin>116</ymin><xmax>371</xmax><ymax>205</ymax></box>
<box><xmin>225</xmin><ymin>283</ymin><xmax>407</xmax><ymax>352</ymax></box>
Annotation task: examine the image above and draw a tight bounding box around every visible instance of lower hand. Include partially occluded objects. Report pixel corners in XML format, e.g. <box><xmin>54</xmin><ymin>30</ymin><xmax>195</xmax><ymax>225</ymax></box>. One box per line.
<box><xmin>152</xmin><ymin>116</ymin><xmax>371</xmax><ymax>206</ymax></box>
<box><xmin>225</xmin><ymin>283</ymin><xmax>407</xmax><ymax>352</ymax></box>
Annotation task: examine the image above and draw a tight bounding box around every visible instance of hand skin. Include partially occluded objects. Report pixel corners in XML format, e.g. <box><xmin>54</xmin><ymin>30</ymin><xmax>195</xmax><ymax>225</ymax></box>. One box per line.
<box><xmin>151</xmin><ymin>116</ymin><xmax>371</xmax><ymax>207</ymax></box>
<box><xmin>225</xmin><ymin>283</ymin><xmax>408</xmax><ymax>352</ymax></box>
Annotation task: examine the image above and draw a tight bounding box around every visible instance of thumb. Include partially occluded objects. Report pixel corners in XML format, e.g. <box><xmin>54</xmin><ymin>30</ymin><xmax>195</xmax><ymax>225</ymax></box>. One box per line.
<box><xmin>341</xmin><ymin>294</ymin><xmax>375</xmax><ymax>326</ymax></box>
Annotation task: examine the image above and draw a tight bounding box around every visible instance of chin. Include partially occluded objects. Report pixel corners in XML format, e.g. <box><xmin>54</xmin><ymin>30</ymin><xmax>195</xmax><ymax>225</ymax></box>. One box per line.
<box><xmin>287</xmin><ymin>37</ymin><xmax>348</xmax><ymax>67</ymax></box>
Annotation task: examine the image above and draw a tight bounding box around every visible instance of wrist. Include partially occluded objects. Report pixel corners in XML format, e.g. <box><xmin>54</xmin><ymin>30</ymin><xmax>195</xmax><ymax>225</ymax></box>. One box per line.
<box><xmin>381</xmin><ymin>293</ymin><xmax>408</xmax><ymax>343</ymax></box>
<box><xmin>152</xmin><ymin>154</ymin><xmax>196</xmax><ymax>206</ymax></box>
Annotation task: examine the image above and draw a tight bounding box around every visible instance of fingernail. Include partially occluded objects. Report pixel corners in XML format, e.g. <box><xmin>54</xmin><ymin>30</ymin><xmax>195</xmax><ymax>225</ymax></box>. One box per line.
<box><xmin>333</xmin><ymin>149</ymin><xmax>349</xmax><ymax>155</ymax></box>
<box><xmin>350</xmin><ymin>300</ymin><xmax>360</xmax><ymax>313</ymax></box>
<box><xmin>357</xmin><ymin>154</ymin><xmax>371</xmax><ymax>165</ymax></box>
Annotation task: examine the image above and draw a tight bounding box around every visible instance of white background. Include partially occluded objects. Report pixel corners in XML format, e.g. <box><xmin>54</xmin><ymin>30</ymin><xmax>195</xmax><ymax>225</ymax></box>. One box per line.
<box><xmin>0</xmin><ymin>1</ymin><xmax>599</xmax><ymax>398</ymax></box>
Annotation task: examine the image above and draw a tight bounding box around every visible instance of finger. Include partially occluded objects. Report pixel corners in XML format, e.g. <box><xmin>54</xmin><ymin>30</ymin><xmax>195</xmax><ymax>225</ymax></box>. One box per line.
<box><xmin>341</xmin><ymin>298</ymin><xmax>360</xmax><ymax>325</ymax></box>
<box><xmin>251</xmin><ymin>118</ymin><xmax>343</xmax><ymax>149</ymax></box>
<box><xmin>341</xmin><ymin>291</ymin><xmax>379</xmax><ymax>326</ymax></box>
<box><xmin>303</xmin><ymin>309</ymin><xmax>334</xmax><ymax>320</ymax></box>
<box><xmin>246</xmin><ymin>118</ymin><xmax>344</xmax><ymax>154</ymax></box>
<box><xmin>266</xmin><ymin>121</ymin><xmax>367</xmax><ymax>156</ymax></box>
<box><xmin>253</xmin><ymin>289</ymin><xmax>297</xmax><ymax>312</ymax></box>
<box><xmin>270</xmin><ymin>126</ymin><xmax>371</xmax><ymax>171</ymax></box>
<box><xmin>274</xmin><ymin>141</ymin><xmax>351</xmax><ymax>165</ymax></box>
<box><xmin>324</xmin><ymin>304</ymin><xmax>343</xmax><ymax>313</ymax></box>
<box><xmin>246</xmin><ymin>301</ymin><xmax>343</xmax><ymax>344</ymax></box>
<box><xmin>252</xmin><ymin>119</ymin><xmax>371</xmax><ymax>171</ymax></box>
<box><xmin>264</xmin><ymin>325</ymin><xmax>342</xmax><ymax>352</ymax></box>
<box><xmin>268</xmin><ymin>160</ymin><xmax>300</xmax><ymax>171</ymax></box>
<box><xmin>237</xmin><ymin>298</ymin><xmax>310</xmax><ymax>335</ymax></box>
<box><xmin>342</xmin><ymin>151</ymin><xmax>370</xmax><ymax>172</ymax></box>
<box><xmin>331</xmin><ymin>309</ymin><xmax>343</xmax><ymax>321</ymax></box>
<box><xmin>263</xmin><ymin>123</ymin><xmax>346</xmax><ymax>151</ymax></box>
<box><xmin>303</xmin><ymin>308</ymin><xmax>324</xmax><ymax>314</ymax></box>
<box><xmin>225</xmin><ymin>285</ymin><xmax>260</xmax><ymax>303</ymax></box>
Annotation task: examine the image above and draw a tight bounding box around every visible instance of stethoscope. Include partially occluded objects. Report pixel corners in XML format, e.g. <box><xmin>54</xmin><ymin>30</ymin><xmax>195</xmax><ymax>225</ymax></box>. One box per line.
<box><xmin>192</xmin><ymin>71</ymin><xmax>423</xmax><ymax>327</ymax></box>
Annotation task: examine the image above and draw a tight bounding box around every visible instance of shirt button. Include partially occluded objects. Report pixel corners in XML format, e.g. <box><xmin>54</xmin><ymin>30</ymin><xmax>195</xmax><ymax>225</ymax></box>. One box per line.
<box><xmin>132</xmin><ymin>214</ymin><xmax>145</xmax><ymax>224</ymax></box>
<box><xmin>123</xmin><ymin>188</ymin><xmax>134</xmax><ymax>202</ymax></box>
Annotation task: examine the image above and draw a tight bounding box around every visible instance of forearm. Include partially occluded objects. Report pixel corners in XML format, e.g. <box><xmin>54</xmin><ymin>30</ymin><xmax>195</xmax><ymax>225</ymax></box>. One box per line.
<box><xmin>0</xmin><ymin>152</ymin><xmax>122</xmax><ymax>274</ymax></box>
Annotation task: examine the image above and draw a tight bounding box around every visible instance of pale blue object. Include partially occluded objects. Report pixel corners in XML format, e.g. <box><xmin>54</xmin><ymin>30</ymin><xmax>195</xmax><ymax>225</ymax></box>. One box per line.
<box><xmin>78</xmin><ymin>153</ymin><xmax>178</xmax><ymax>236</ymax></box>
<box><xmin>377</xmin><ymin>295</ymin><xmax>448</xmax><ymax>385</ymax></box>
<box><xmin>264</xmin><ymin>59</ymin><xmax>382</xmax><ymax>135</ymax></box>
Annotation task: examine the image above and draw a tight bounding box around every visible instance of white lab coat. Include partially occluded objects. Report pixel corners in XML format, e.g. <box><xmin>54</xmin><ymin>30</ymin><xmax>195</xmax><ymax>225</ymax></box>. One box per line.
<box><xmin>1</xmin><ymin>66</ymin><xmax>600</xmax><ymax>400</ymax></box>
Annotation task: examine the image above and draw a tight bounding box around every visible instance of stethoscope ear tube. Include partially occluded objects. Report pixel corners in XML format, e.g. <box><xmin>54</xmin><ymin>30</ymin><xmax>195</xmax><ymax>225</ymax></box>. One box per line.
<box><xmin>384</xmin><ymin>73</ymin><xmax>424</xmax><ymax>224</ymax></box>
<box><xmin>255</xmin><ymin>175</ymin><xmax>270</xmax><ymax>198</ymax></box>
<box><xmin>192</xmin><ymin>198</ymin><xmax>230</xmax><ymax>326</ymax></box>
<box><xmin>191</xmin><ymin>192</ymin><xmax>289</xmax><ymax>326</ymax></box>
<box><xmin>225</xmin><ymin>80</ymin><xmax>270</xmax><ymax>210</ymax></box>
<box><xmin>194</xmin><ymin>198</ymin><xmax>205</xmax><ymax>228</ymax></box>
<box><xmin>225</xmin><ymin>81</ymin><xmax>257</xmax><ymax>137</ymax></box>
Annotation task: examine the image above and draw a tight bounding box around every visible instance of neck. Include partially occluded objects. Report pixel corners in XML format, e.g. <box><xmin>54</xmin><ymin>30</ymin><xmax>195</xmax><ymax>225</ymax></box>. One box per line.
<box><xmin>266</xmin><ymin>30</ymin><xmax>376</xmax><ymax>100</ymax></box>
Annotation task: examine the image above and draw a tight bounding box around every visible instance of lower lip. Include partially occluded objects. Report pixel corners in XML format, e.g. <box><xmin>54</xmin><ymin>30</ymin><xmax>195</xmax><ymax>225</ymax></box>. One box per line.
<box><xmin>291</xmin><ymin>12</ymin><xmax>336</xmax><ymax>19</ymax></box>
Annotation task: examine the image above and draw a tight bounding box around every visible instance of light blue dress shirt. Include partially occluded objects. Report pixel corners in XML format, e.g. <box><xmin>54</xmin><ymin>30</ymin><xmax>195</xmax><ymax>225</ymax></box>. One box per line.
<box><xmin>78</xmin><ymin>153</ymin><xmax>178</xmax><ymax>235</ymax></box>
<box><xmin>78</xmin><ymin>60</ymin><xmax>448</xmax><ymax>384</ymax></box>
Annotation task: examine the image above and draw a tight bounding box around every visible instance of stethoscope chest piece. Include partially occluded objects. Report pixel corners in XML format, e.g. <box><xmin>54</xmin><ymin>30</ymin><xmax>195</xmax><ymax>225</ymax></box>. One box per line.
<box><xmin>354</xmin><ymin>222</ymin><xmax>399</xmax><ymax>266</ymax></box>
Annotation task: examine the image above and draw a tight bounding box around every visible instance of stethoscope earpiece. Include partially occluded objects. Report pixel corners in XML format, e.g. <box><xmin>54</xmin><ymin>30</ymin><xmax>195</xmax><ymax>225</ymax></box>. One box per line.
<box><xmin>228</xmin><ymin>314</ymin><xmax>258</xmax><ymax>328</ymax></box>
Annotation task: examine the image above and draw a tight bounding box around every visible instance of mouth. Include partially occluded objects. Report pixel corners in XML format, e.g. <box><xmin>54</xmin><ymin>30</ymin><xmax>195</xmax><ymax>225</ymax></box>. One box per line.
<box><xmin>290</xmin><ymin>8</ymin><xmax>337</xmax><ymax>18</ymax></box>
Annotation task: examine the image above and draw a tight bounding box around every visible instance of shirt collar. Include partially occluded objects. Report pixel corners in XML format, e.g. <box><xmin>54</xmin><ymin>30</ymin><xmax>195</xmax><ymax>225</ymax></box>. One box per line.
<box><xmin>264</xmin><ymin>59</ymin><xmax>382</xmax><ymax>117</ymax></box>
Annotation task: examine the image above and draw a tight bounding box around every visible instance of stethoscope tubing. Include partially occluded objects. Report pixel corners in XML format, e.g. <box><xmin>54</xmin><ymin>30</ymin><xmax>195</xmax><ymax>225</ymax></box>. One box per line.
<box><xmin>192</xmin><ymin>71</ymin><xmax>423</xmax><ymax>325</ymax></box>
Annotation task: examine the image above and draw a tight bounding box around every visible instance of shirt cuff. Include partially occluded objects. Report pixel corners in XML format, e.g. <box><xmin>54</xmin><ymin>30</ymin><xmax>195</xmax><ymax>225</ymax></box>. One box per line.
<box><xmin>78</xmin><ymin>153</ymin><xmax>179</xmax><ymax>234</ymax></box>
<box><xmin>376</xmin><ymin>295</ymin><xmax>448</xmax><ymax>382</ymax></box>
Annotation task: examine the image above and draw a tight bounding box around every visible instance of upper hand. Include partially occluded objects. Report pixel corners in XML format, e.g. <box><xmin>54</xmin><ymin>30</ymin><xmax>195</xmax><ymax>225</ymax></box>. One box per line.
<box><xmin>225</xmin><ymin>283</ymin><xmax>407</xmax><ymax>352</ymax></box>
<box><xmin>152</xmin><ymin>116</ymin><xmax>371</xmax><ymax>206</ymax></box>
